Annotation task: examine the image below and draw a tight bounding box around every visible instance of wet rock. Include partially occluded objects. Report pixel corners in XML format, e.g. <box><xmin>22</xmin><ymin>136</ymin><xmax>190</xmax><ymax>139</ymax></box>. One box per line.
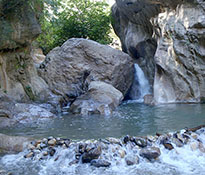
<box><xmin>24</xmin><ymin>152</ymin><xmax>34</xmax><ymax>158</ymax></box>
<box><xmin>123</xmin><ymin>135</ymin><xmax>131</xmax><ymax>144</ymax></box>
<box><xmin>48</xmin><ymin>147</ymin><xmax>56</xmax><ymax>156</ymax></box>
<box><xmin>27</xmin><ymin>144</ymin><xmax>35</xmax><ymax>150</ymax></box>
<box><xmin>132</xmin><ymin>137</ymin><xmax>147</xmax><ymax>148</ymax></box>
<box><xmin>70</xmin><ymin>81</ymin><xmax>123</xmax><ymax>115</ymax></box>
<box><xmin>163</xmin><ymin>143</ymin><xmax>174</xmax><ymax>150</ymax></box>
<box><xmin>48</xmin><ymin>139</ymin><xmax>56</xmax><ymax>146</ymax></box>
<box><xmin>106</xmin><ymin>138</ymin><xmax>122</xmax><ymax>145</ymax></box>
<box><xmin>125</xmin><ymin>155</ymin><xmax>139</xmax><ymax>166</ymax></box>
<box><xmin>139</xmin><ymin>147</ymin><xmax>161</xmax><ymax>160</ymax></box>
<box><xmin>191</xmin><ymin>133</ymin><xmax>198</xmax><ymax>140</ymax></box>
<box><xmin>82</xmin><ymin>146</ymin><xmax>102</xmax><ymax>163</ymax></box>
<box><xmin>171</xmin><ymin>138</ymin><xmax>183</xmax><ymax>147</ymax></box>
<box><xmin>90</xmin><ymin>159</ymin><xmax>111</xmax><ymax>168</ymax></box>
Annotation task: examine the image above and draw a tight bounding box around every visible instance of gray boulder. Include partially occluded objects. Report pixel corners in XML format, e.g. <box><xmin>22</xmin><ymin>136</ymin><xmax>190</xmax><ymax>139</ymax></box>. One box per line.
<box><xmin>0</xmin><ymin>133</ymin><xmax>32</xmax><ymax>153</ymax></box>
<box><xmin>39</xmin><ymin>38</ymin><xmax>134</xmax><ymax>101</ymax></box>
<box><xmin>70</xmin><ymin>81</ymin><xmax>123</xmax><ymax>115</ymax></box>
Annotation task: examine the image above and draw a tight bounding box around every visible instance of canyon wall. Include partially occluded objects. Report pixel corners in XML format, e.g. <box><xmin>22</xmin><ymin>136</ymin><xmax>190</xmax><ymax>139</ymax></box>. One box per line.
<box><xmin>0</xmin><ymin>0</ymin><xmax>49</xmax><ymax>102</ymax></box>
<box><xmin>112</xmin><ymin>0</ymin><xmax>205</xmax><ymax>103</ymax></box>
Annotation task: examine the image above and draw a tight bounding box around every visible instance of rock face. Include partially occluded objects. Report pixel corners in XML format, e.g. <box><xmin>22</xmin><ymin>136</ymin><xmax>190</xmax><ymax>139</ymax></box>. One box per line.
<box><xmin>112</xmin><ymin>0</ymin><xmax>160</xmax><ymax>88</ymax></box>
<box><xmin>153</xmin><ymin>0</ymin><xmax>205</xmax><ymax>103</ymax></box>
<box><xmin>39</xmin><ymin>38</ymin><xmax>134</xmax><ymax>101</ymax></box>
<box><xmin>0</xmin><ymin>0</ymin><xmax>49</xmax><ymax>102</ymax></box>
<box><xmin>70</xmin><ymin>81</ymin><xmax>123</xmax><ymax>115</ymax></box>
<box><xmin>112</xmin><ymin>0</ymin><xmax>205</xmax><ymax>103</ymax></box>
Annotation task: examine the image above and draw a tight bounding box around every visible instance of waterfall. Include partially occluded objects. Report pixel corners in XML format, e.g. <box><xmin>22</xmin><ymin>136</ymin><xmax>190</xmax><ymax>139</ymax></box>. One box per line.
<box><xmin>127</xmin><ymin>64</ymin><xmax>150</xmax><ymax>102</ymax></box>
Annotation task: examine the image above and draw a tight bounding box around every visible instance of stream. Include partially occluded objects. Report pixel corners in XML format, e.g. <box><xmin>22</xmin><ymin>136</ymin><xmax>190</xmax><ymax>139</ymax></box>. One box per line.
<box><xmin>0</xmin><ymin>102</ymin><xmax>205</xmax><ymax>175</ymax></box>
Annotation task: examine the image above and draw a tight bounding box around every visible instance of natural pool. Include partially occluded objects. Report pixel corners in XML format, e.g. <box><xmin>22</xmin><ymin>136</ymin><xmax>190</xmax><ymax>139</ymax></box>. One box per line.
<box><xmin>0</xmin><ymin>102</ymin><xmax>205</xmax><ymax>175</ymax></box>
<box><xmin>1</xmin><ymin>103</ymin><xmax>205</xmax><ymax>140</ymax></box>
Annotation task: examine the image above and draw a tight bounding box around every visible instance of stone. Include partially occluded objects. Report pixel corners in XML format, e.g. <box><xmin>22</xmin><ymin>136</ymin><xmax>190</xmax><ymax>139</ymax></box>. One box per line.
<box><xmin>171</xmin><ymin>138</ymin><xmax>184</xmax><ymax>147</ymax></box>
<box><xmin>48</xmin><ymin>139</ymin><xmax>57</xmax><ymax>146</ymax></box>
<box><xmin>132</xmin><ymin>137</ymin><xmax>147</xmax><ymax>148</ymax></box>
<box><xmin>39</xmin><ymin>38</ymin><xmax>134</xmax><ymax>100</ymax></box>
<box><xmin>163</xmin><ymin>143</ymin><xmax>174</xmax><ymax>150</ymax></box>
<box><xmin>125</xmin><ymin>155</ymin><xmax>139</xmax><ymax>166</ymax></box>
<box><xmin>70</xmin><ymin>81</ymin><xmax>123</xmax><ymax>115</ymax></box>
<box><xmin>24</xmin><ymin>152</ymin><xmax>34</xmax><ymax>158</ymax></box>
<box><xmin>0</xmin><ymin>133</ymin><xmax>32</xmax><ymax>153</ymax></box>
<box><xmin>144</xmin><ymin>95</ymin><xmax>154</xmax><ymax>105</ymax></box>
<box><xmin>139</xmin><ymin>147</ymin><xmax>161</xmax><ymax>160</ymax></box>
<box><xmin>90</xmin><ymin>159</ymin><xmax>111</xmax><ymax>168</ymax></box>
<box><xmin>82</xmin><ymin>146</ymin><xmax>102</xmax><ymax>163</ymax></box>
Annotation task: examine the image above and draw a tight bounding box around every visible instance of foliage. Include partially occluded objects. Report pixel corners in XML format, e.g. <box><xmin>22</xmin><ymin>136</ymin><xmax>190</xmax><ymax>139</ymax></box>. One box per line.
<box><xmin>37</xmin><ymin>0</ymin><xmax>112</xmax><ymax>54</ymax></box>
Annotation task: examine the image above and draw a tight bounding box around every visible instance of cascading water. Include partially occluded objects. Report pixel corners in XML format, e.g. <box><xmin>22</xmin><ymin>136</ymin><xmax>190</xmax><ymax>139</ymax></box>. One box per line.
<box><xmin>0</xmin><ymin>127</ymin><xmax>205</xmax><ymax>175</ymax></box>
<box><xmin>127</xmin><ymin>64</ymin><xmax>150</xmax><ymax>102</ymax></box>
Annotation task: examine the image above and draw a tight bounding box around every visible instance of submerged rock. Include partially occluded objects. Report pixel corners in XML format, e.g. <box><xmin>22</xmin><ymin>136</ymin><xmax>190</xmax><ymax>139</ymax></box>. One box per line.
<box><xmin>82</xmin><ymin>146</ymin><xmax>102</xmax><ymax>163</ymax></box>
<box><xmin>139</xmin><ymin>147</ymin><xmax>161</xmax><ymax>160</ymax></box>
<box><xmin>125</xmin><ymin>155</ymin><xmax>139</xmax><ymax>166</ymax></box>
<box><xmin>90</xmin><ymin>159</ymin><xmax>111</xmax><ymax>168</ymax></box>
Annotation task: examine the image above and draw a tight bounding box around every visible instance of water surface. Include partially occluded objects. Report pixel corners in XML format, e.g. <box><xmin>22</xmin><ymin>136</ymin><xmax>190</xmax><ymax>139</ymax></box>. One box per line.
<box><xmin>1</xmin><ymin>103</ymin><xmax>205</xmax><ymax>140</ymax></box>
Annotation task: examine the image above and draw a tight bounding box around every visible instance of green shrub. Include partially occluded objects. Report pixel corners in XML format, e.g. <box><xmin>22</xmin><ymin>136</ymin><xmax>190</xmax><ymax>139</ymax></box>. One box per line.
<box><xmin>37</xmin><ymin>0</ymin><xmax>112</xmax><ymax>54</ymax></box>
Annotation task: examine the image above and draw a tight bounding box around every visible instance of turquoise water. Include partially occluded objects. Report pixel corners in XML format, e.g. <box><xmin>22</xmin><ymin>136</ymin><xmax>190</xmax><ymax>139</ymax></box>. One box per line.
<box><xmin>1</xmin><ymin>103</ymin><xmax>205</xmax><ymax>140</ymax></box>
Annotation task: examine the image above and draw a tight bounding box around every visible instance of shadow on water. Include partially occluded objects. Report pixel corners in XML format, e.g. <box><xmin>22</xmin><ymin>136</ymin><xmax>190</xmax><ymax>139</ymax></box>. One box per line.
<box><xmin>1</xmin><ymin>103</ymin><xmax>205</xmax><ymax>140</ymax></box>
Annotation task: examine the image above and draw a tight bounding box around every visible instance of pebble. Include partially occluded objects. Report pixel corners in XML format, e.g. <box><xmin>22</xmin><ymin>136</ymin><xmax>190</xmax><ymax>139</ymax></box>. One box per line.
<box><xmin>24</xmin><ymin>152</ymin><xmax>34</xmax><ymax>158</ymax></box>
<box><xmin>163</xmin><ymin>143</ymin><xmax>174</xmax><ymax>150</ymax></box>
<box><xmin>48</xmin><ymin>139</ymin><xmax>57</xmax><ymax>146</ymax></box>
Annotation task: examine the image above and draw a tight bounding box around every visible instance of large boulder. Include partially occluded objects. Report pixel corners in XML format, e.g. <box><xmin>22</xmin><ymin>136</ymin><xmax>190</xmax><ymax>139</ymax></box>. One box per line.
<box><xmin>69</xmin><ymin>81</ymin><xmax>123</xmax><ymax>115</ymax></box>
<box><xmin>0</xmin><ymin>133</ymin><xmax>32</xmax><ymax>153</ymax></box>
<box><xmin>0</xmin><ymin>93</ymin><xmax>56</xmax><ymax>128</ymax></box>
<box><xmin>39</xmin><ymin>38</ymin><xmax>134</xmax><ymax>101</ymax></box>
<box><xmin>112</xmin><ymin>0</ymin><xmax>205</xmax><ymax>103</ymax></box>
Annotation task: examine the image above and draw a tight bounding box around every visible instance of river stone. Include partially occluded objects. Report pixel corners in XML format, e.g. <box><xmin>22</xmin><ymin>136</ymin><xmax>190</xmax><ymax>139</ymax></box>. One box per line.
<box><xmin>163</xmin><ymin>143</ymin><xmax>174</xmax><ymax>150</ymax></box>
<box><xmin>125</xmin><ymin>155</ymin><xmax>139</xmax><ymax>166</ymax></box>
<box><xmin>82</xmin><ymin>146</ymin><xmax>102</xmax><ymax>163</ymax></box>
<box><xmin>139</xmin><ymin>147</ymin><xmax>161</xmax><ymax>160</ymax></box>
<box><xmin>48</xmin><ymin>139</ymin><xmax>57</xmax><ymax>146</ymax></box>
<box><xmin>70</xmin><ymin>81</ymin><xmax>123</xmax><ymax>115</ymax></box>
<box><xmin>132</xmin><ymin>137</ymin><xmax>147</xmax><ymax>148</ymax></box>
<box><xmin>90</xmin><ymin>159</ymin><xmax>111</xmax><ymax>168</ymax></box>
<box><xmin>39</xmin><ymin>38</ymin><xmax>134</xmax><ymax>101</ymax></box>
